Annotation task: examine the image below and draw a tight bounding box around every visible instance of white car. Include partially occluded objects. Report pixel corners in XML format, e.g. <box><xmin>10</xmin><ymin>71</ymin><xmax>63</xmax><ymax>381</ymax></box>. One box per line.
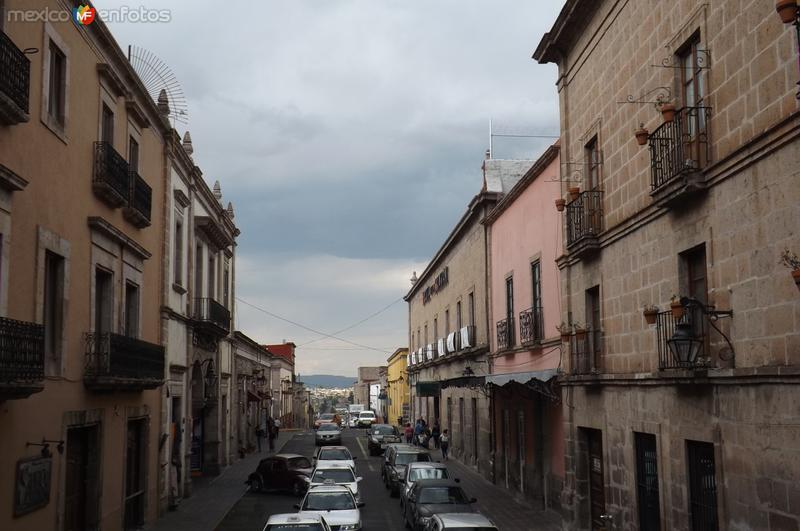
<box><xmin>295</xmin><ymin>483</ymin><xmax>363</xmax><ymax>531</ymax></box>
<box><xmin>357</xmin><ymin>410</ymin><xmax>377</xmax><ymax>427</ymax></box>
<box><xmin>424</xmin><ymin>513</ymin><xmax>498</xmax><ymax>531</ymax></box>
<box><xmin>262</xmin><ymin>512</ymin><xmax>332</xmax><ymax>531</ymax></box>
<box><xmin>314</xmin><ymin>446</ymin><xmax>357</xmax><ymax>471</ymax></box>
<box><xmin>306</xmin><ymin>462</ymin><xmax>363</xmax><ymax>501</ymax></box>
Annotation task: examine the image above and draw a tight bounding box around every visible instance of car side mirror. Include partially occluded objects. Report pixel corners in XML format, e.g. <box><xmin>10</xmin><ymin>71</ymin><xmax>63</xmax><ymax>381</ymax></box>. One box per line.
<box><xmin>356</xmin><ymin>477</ymin><xmax>363</xmax><ymax>482</ymax></box>
<box><xmin>293</xmin><ymin>503</ymin><xmax>301</xmax><ymax>510</ymax></box>
<box><xmin>470</xmin><ymin>497</ymin><xmax>477</xmax><ymax>503</ymax></box>
<box><xmin>357</xmin><ymin>501</ymin><xmax>366</xmax><ymax>508</ymax></box>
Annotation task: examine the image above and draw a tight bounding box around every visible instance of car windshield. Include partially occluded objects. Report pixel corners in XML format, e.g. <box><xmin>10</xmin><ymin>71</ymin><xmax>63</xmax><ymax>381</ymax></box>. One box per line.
<box><xmin>312</xmin><ymin>468</ymin><xmax>356</xmax><ymax>483</ymax></box>
<box><xmin>409</xmin><ymin>468</ymin><xmax>448</xmax><ymax>482</ymax></box>
<box><xmin>288</xmin><ymin>457</ymin><xmax>311</xmax><ymax>469</ymax></box>
<box><xmin>320</xmin><ymin>414</ymin><xmax>334</xmax><ymax>420</ymax></box>
<box><xmin>303</xmin><ymin>491</ymin><xmax>356</xmax><ymax>511</ymax></box>
<box><xmin>318</xmin><ymin>449</ymin><xmax>351</xmax><ymax>461</ymax></box>
<box><xmin>372</xmin><ymin>425</ymin><xmax>396</xmax><ymax>435</ymax></box>
<box><xmin>359</xmin><ymin>412</ymin><xmax>374</xmax><ymax>418</ymax></box>
<box><xmin>417</xmin><ymin>486</ymin><xmax>469</xmax><ymax>505</ymax></box>
<box><xmin>318</xmin><ymin>424</ymin><xmax>339</xmax><ymax>432</ymax></box>
<box><xmin>266</xmin><ymin>525</ymin><xmax>325</xmax><ymax>531</ymax></box>
<box><xmin>395</xmin><ymin>453</ymin><xmax>431</xmax><ymax>465</ymax></box>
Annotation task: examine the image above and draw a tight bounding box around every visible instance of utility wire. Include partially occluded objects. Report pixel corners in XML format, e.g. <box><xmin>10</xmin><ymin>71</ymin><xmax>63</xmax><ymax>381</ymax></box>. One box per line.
<box><xmin>298</xmin><ymin>297</ymin><xmax>404</xmax><ymax>348</ymax></box>
<box><xmin>235</xmin><ymin>296</ymin><xmax>393</xmax><ymax>354</ymax></box>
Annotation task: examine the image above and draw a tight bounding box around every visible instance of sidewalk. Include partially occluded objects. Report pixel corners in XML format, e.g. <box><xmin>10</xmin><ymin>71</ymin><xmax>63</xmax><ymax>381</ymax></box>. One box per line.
<box><xmin>444</xmin><ymin>456</ymin><xmax>563</xmax><ymax>531</ymax></box>
<box><xmin>147</xmin><ymin>431</ymin><xmax>297</xmax><ymax>531</ymax></box>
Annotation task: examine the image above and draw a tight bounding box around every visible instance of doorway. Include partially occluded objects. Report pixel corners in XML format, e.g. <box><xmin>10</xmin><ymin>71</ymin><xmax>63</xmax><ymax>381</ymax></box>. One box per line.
<box><xmin>471</xmin><ymin>397</ymin><xmax>478</xmax><ymax>465</ymax></box>
<box><xmin>586</xmin><ymin>429</ymin><xmax>606</xmax><ymax>530</ymax></box>
<box><xmin>65</xmin><ymin>425</ymin><xmax>100</xmax><ymax>531</ymax></box>
<box><xmin>124</xmin><ymin>419</ymin><xmax>146</xmax><ymax>530</ymax></box>
<box><xmin>502</xmin><ymin>409</ymin><xmax>510</xmax><ymax>489</ymax></box>
<box><xmin>517</xmin><ymin>410</ymin><xmax>525</xmax><ymax>494</ymax></box>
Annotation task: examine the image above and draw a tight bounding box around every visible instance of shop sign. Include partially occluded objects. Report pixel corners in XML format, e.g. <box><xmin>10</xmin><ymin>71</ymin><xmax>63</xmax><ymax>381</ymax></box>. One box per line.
<box><xmin>422</xmin><ymin>267</ymin><xmax>449</xmax><ymax>304</ymax></box>
<box><xmin>14</xmin><ymin>457</ymin><xmax>52</xmax><ymax>517</ymax></box>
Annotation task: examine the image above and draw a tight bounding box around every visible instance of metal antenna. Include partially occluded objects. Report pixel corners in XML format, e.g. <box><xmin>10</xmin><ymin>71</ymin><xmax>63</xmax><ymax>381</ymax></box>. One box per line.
<box><xmin>128</xmin><ymin>45</ymin><xmax>190</xmax><ymax>127</ymax></box>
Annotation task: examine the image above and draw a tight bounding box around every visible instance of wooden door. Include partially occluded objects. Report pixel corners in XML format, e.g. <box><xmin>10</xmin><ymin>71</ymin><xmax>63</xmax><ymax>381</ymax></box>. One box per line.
<box><xmin>65</xmin><ymin>428</ymin><xmax>88</xmax><ymax>531</ymax></box>
<box><xmin>588</xmin><ymin>429</ymin><xmax>606</xmax><ymax>530</ymax></box>
<box><xmin>124</xmin><ymin>419</ymin><xmax>146</xmax><ymax>530</ymax></box>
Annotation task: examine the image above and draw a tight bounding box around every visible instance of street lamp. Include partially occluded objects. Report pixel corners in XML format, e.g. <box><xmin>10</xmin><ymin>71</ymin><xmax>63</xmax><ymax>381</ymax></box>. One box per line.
<box><xmin>667</xmin><ymin>321</ymin><xmax>704</xmax><ymax>366</ymax></box>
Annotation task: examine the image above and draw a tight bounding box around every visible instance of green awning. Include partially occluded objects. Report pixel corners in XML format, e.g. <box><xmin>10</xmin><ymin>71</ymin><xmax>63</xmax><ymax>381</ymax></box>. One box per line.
<box><xmin>415</xmin><ymin>381</ymin><xmax>441</xmax><ymax>396</ymax></box>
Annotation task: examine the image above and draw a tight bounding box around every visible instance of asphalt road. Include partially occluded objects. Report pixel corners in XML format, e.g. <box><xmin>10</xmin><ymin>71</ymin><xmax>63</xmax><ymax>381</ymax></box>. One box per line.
<box><xmin>216</xmin><ymin>427</ymin><xmax>406</xmax><ymax>531</ymax></box>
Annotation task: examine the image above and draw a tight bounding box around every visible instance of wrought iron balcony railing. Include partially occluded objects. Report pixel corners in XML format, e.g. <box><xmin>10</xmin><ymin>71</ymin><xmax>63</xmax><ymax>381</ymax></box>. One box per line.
<box><xmin>648</xmin><ymin>106</ymin><xmax>711</xmax><ymax>202</ymax></box>
<box><xmin>570</xmin><ymin>327</ymin><xmax>602</xmax><ymax>375</ymax></box>
<box><xmin>566</xmin><ymin>190</ymin><xmax>603</xmax><ymax>257</ymax></box>
<box><xmin>123</xmin><ymin>171</ymin><xmax>152</xmax><ymax>228</ymax></box>
<box><xmin>496</xmin><ymin>316</ymin><xmax>514</xmax><ymax>351</ymax></box>
<box><xmin>519</xmin><ymin>306</ymin><xmax>544</xmax><ymax>345</ymax></box>
<box><xmin>93</xmin><ymin>141</ymin><xmax>131</xmax><ymax>207</ymax></box>
<box><xmin>0</xmin><ymin>30</ymin><xmax>31</xmax><ymax>125</ymax></box>
<box><xmin>0</xmin><ymin>317</ymin><xmax>44</xmax><ymax>399</ymax></box>
<box><xmin>654</xmin><ymin>306</ymin><xmax>708</xmax><ymax>370</ymax></box>
<box><xmin>84</xmin><ymin>332</ymin><xmax>165</xmax><ymax>390</ymax></box>
<box><xmin>193</xmin><ymin>298</ymin><xmax>231</xmax><ymax>334</ymax></box>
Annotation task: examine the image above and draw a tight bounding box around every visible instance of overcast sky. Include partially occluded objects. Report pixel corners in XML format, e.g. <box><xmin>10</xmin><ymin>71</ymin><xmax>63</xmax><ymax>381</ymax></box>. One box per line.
<box><xmin>100</xmin><ymin>0</ymin><xmax>562</xmax><ymax>376</ymax></box>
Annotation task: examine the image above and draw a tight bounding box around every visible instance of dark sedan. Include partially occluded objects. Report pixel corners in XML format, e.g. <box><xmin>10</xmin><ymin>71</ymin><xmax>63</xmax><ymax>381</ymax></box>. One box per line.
<box><xmin>366</xmin><ymin>424</ymin><xmax>401</xmax><ymax>456</ymax></box>
<box><xmin>247</xmin><ymin>454</ymin><xmax>313</xmax><ymax>496</ymax></box>
<box><xmin>384</xmin><ymin>448</ymin><xmax>432</xmax><ymax>497</ymax></box>
<box><xmin>403</xmin><ymin>479</ymin><xmax>477</xmax><ymax>531</ymax></box>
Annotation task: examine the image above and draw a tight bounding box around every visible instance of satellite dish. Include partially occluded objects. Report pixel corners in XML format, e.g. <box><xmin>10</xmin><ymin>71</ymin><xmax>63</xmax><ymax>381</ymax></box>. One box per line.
<box><xmin>128</xmin><ymin>45</ymin><xmax>189</xmax><ymax>127</ymax></box>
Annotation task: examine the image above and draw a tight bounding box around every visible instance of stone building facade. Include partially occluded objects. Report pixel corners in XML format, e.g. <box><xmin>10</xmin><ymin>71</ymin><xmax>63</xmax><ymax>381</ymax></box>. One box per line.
<box><xmin>535</xmin><ymin>1</ymin><xmax>800</xmax><ymax>529</ymax></box>
<box><xmin>232</xmin><ymin>332</ymin><xmax>272</xmax><ymax>454</ymax></box>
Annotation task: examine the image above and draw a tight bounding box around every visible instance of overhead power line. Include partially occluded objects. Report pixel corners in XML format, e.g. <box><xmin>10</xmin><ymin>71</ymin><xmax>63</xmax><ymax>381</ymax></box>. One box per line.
<box><xmin>298</xmin><ymin>297</ymin><xmax>404</xmax><ymax>348</ymax></box>
<box><xmin>235</xmin><ymin>296</ymin><xmax>393</xmax><ymax>354</ymax></box>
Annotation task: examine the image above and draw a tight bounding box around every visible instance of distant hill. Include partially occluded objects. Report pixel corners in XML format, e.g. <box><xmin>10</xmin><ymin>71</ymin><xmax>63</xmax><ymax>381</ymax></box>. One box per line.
<box><xmin>299</xmin><ymin>375</ymin><xmax>357</xmax><ymax>388</ymax></box>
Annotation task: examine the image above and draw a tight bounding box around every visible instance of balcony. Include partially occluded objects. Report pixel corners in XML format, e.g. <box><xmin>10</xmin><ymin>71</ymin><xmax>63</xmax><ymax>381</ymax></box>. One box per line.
<box><xmin>0</xmin><ymin>30</ymin><xmax>31</xmax><ymax>125</ymax></box>
<box><xmin>648</xmin><ymin>106</ymin><xmax>711</xmax><ymax>208</ymax></box>
<box><xmin>654</xmin><ymin>307</ymin><xmax>708</xmax><ymax>370</ymax></box>
<box><xmin>570</xmin><ymin>327</ymin><xmax>602</xmax><ymax>375</ymax></box>
<box><xmin>193</xmin><ymin>298</ymin><xmax>231</xmax><ymax>336</ymax></box>
<box><xmin>123</xmin><ymin>171</ymin><xmax>152</xmax><ymax>228</ymax></box>
<box><xmin>496</xmin><ymin>316</ymin><xmax>515</xmax><ymax>351</ymax></box>
<box><xmin>566</xmin><ymin>190</ymin><xmax>603</xmax><ymax>260</ymax></box>
<box><xmin>84</xmin><ymin>332</ymin><xmax>165</xmax><ymax>391</ymax></box>
<box><xmin>93</xmin><ymin>141</ymin><xmax>131</xmax><ymax>208</ymax></box>
<box><xmin>0</xmin><ymin>317</ymin><xmax>44</xmax><ymax>400</ymax></box>
<box><xmin>519</xmin><ymin>306</ymin><xmax>543</xmax><ymax>345</ymax></box>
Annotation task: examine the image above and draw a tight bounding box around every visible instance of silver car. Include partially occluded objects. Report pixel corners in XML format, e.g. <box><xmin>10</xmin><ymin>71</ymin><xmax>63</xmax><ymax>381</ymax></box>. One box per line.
<box><xmin>315</xmin><ymin>423</ymin><xmax>342</xmax><ymax>446</ymax></box>
<box><xmin>295</xmin><ymin>483</ymin><xmax>364</xmax><ymax>530</ymax></box>
<box><xmin>424</xmin><ymin>513</ymin><xmax>498</xmax><ymax>531</ymax></box>
<box><xmin>400</xmin><ymin>462</ymin><xmax>451</xmax><ymax>510</ymax></box>
<box><xmin>307</xmin><ymin>462</ymin><xmax>363</xmax><ymax>502</ymax></box>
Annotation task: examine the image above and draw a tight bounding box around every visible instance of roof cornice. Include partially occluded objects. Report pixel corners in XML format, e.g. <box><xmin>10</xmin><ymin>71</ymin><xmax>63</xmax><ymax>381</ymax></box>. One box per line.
<box><xmin>533</xmin><ymin>0</ymin><xmax>597</xmax><ymax>64</ymax></box>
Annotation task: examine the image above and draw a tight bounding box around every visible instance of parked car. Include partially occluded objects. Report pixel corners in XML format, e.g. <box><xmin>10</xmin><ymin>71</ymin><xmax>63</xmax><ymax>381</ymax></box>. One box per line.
<box><xmin>313</xmin><ymin>446</ymin><xmax>357</xmax><ymax>471</ymax></box>
<box><xmin>366</xmin><ymin>424</ymin><xmax>401</xmax><ymax>455</ymax></box>
<box><xmin>306</xmin><ymin>462</ymin><xmax>363</xmax><ymax>501</ymax></box>
<box><xmin>403</xmin><ymin>479</ymin><xmax>477</xmax><ymax>531</ymax></box>
<box><xmin>356</xmin><ymin>410</ymin><xmax>377</xmax><ymax>427</ymax></box>
<box><xmin>262</xmin><ymin>512</ymin><xmax>332</xmax><ymax>531</ymax></box>
<box><xmin>315</xmin><ymin>423</ymin><xmax>342</xmax><ymax>446</ymax></box>
<box><xmin>423</xmin><ymin>512</ymin><xmax>497</xmax><ymax>531</ymax></box>
<box><xmin>384</xmin><ymin>448</ymin><xmax>432</xmax><ymax>497</ymax></box>
<box><xmin>400</xmin><ymin>462</ymin><xmax>451</xmax><ymax>510</ymax></box>
<box><xmin>247</xmin><ymin>454</ymin><xmax>313</xmax><ymax>496</ymax></box>
<box><xmin>381</xmin><ymin>443</ymin><xmax>414</xmax><ymax>484</ymax></box>
<box><xmin>314</xmin><ymin>413</ymin><xmax>336</xmax><ymax>430</ymax></box>
<box><xmin>294</xmin><ymin>483</ymin><xmax>364</xmax><ymax>530</ymax></box>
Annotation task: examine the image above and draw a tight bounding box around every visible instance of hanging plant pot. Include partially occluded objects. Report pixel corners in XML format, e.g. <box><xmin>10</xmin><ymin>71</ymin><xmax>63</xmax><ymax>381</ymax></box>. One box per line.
<box><xmin>560</xmin><ymin>331</ymin><xmax>572</xmax><ymax>343</ymax></box>
<box><xmin>635</xmin><ymin>125</ymin><xmax>649</xmax><ymax>146</ymax></box>
<box><xmin>792</xmin><ymin>269</ymin><xmax>800</xmax><ymax>292</ymax></box>
<box><xmin>574</xmin><ymin>327</ymin><xmax>587</xmax><ymax>340</ymax></box>
<box><xmin>555</xmin><ymin>198</ymin><xmax>566</xmax><ymax>212</ymax></box>
<box><xmin>643</xmin><ymin>308</ymin><xmax>658</xmax><ymax>325</ymax></box>
<box><xmin>670</xmin><ymin>300</ymin><xmax>685</xmax><ymax>320</ymax></box>
<box><xmin>776</xmin><ymin>0</ymin><xmax>798</xmax><ymax>23</ymax></box>
<box><xmin>660</xmin><ymin>103</ymin><xmax>676</xmax><ymax>123</ymax></box>
<box><xmin>568</xmin><ymin>186</ymin><xmax>580</xmax><ymax>201</ymax></box>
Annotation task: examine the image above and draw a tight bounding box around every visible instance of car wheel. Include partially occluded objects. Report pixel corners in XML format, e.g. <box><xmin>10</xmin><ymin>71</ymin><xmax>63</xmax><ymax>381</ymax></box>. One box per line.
<box><xmin>249</xmin><ymin>475</ymin><xmax>263</xmax><ymax>493</ymax></box>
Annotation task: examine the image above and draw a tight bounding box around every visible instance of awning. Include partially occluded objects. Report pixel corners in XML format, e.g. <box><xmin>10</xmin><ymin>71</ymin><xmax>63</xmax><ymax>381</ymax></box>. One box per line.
<box><xmin>485</xmin><ymin>369</ymin><xmax>560</xmax><ymax>402</ymax></box>
<box><xmin>415</xmin><ymin>381</ymin><xmax>441</xmax><ymax>396</ymax></box>
<box><xmin>440</xmin><ymin>375</ymin><xmax>485</xmax><ymax>389</ymax></box>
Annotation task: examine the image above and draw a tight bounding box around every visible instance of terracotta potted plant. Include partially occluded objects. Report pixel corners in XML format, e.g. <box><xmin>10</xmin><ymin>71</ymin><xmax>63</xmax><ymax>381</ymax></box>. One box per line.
<box><xmin>670</xmin><ymin>295</ymin><xmax>684</xmax><ymax>320</ymax></box>
<box><xmin>574</xmin><ymin>323</ymin><xmax>587</xmax><ymax>340</ymax></box>
<box><xmin>660</xmin><ymin>102</ymin><xmax>676</xmax><ymax>123</ymax></box>
<box><xmin>643</xmin><ymin>305</ymin><xmax>659</xmax><ymax>325</ymax></box>
<box><xmin>776</xmin><ymin>0</ymin><xmax>798</xmax><ymax>23</ymax></box>
<box><xmin>568</xmin><ymin>186</ymin><xmax>580</xmax><ymax>201</ymax></box>
<box><xmin>635</xmin><ymin>123</ymin><xmax>649</xmax><ymax>146</ymax></box>
<box><xmin>557</xmin><ymin>322</ymin><xmax>572</xmax><ymax>343</ymax></box>
<box><xmin>779</xmin><ymin>248</ymin><xmax>800</xmax><ymax>292</ymax></box>
<box><xmin>555</xmin><ymin>198</ymin><xmax>566</xmax><ymax>212</ymax></box>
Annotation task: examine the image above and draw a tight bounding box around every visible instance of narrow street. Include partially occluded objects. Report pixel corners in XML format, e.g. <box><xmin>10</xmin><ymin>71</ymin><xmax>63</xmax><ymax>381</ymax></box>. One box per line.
<box><xmin>217</xmin><ymin>427</ymin><xmax>561</xmax><ymax>531</ymax></box>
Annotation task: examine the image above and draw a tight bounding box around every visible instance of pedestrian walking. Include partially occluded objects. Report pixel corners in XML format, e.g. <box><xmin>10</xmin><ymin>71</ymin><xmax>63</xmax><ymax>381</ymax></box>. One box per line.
<box><xmin>431</xmin><ymin>420</ymin><xmax>441</xmax><ymax>449</ymax></box>
<box><xmin>274</xmin><ymin>417</ymin><xmax>282</xmax><ymax>437</ymax></box>
<box><xmin>404</xmin><ymin>422</ymin><xmax>414</xmax><ymax>443</ymax></box>
<box><xmin>440</xmin><ymin>429</ymin><xmax>450</xmax><ymax>461</ymax></box>
<box><xmin>422</xmin><ymin>425</ymin><xmax>432</xmax><ymax>449</ymax></box>
<box><xmin>267</xmin><ymin>416</ymin><xmax>276</xmax><ymax>451</ymax></box>
<box><xmin>414</xmin><ymin>419</ymin><xmax>424</xmax><ymax>446</ymax></box>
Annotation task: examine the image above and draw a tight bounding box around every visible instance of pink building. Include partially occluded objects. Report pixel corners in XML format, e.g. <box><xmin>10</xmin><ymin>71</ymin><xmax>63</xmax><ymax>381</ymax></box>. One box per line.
<box><xmin>485</xmin><ymin>142</ymin><xmax>564</xmax><ymax>512</ymax></box>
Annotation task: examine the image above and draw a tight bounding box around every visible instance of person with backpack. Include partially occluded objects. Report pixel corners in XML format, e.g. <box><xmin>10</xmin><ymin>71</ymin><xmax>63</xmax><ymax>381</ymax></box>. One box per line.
<box><xmin>440</xmin><ymin>429</ymin><xmax>450</xmax><ymax>461</ymax></box>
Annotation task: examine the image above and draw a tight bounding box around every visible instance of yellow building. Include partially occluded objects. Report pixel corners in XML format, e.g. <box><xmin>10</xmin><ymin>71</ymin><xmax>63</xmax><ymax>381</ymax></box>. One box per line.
<box><xmin>386</xmin><ymin>348</ymin><xmax>409</xmax><ymax>427</ymax></box>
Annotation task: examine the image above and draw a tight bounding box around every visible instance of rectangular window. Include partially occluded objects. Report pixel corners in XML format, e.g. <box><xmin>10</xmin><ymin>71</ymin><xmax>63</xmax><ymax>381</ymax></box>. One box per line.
<box><xmin>128</xmin><ymin>137</ymin><xmax>139</xmax><ymax>173</ymax></box>
<box><xmin>44</xmin><ymin>251</ymin><xmax>65</xmax><ymax>359</ymax></box>
<box><xmin>679</xmin><ymin>34</ymin><xmax>706</xmax><ymax>109</ymax></box>
<box><xmin>531</xmin><ymin>260</ymin><xmax>542</xmax><ymax>340</ymax></box>
<box><xmin>173</xmin><ymin>217</ymin><xmax>183</xmax><ymax>285</ymax></box>
<box><xmin>687</xmin><ymin>441</ymin><xmax>718</xmax><ymax>531</ymax></box>
<box><xmin>505</xmin><ymin>277</ymin><xmax>514</xmax><ymax>320</ymax></box>
<box><xmin>468</xmin><ymin>292</ymin><xmax>475</xmax><ymax>327</ymax></box>
<box><xmin>680</xmin><ymin>244</ymin><xmax>708</xmax><ymax>304</ymax></box>
<box><xmin>424</xmin><ymin>324</ymin><xmax>428</xmax><ymax>346</ymax></box>
<box><xmin>208</xmin><ymin>254</ymin><xmax>215</xmax><ymax>299</ymax></box>
<box><xmin>48</xmin><ymin>40</ymin><xmax>67</xmax><ymax>127</ymax></box>
<box><xmin>95</xmin><ymin>268</ymin><xmax>113</xmax><ymax>335</ymax></box>
<box><xmin>223</xmin><ymin>265</ymin><xmax>230</xmax><ymax>309</ymax></box>
<box><xmin>124</xmin><ymin>282</ymin><xmax>140</xmax><ymax>337</ymax></box>
<box><xmin>456</xmin><ymin>301</ymin><xmax>462</xmax><ymax>330</ymax></box>
<box><xmin>195</xmin><ymin>244</ymin><xmax>203</xmax><ymax>297</ymax></box>
<box><xmin>101</xmin><ymin>104</ymin><xmax>114</xmax><ymax>145</ymax></box>
<box><xmin>635</xmin><ymin>433</ymin><xmax>661</xmax><ymax>531</ymax></box>
<box><xmin>433</xmin><ymin>318</ymin><xmax>438</xmax><ymax>341</ymax></box>
<box><xmin>444</xmin><ymin>310</ymin><xmax>449</xmax><ymax>335</ymax></box>
<box><xmin>585</xmin><ymin>136</ymin><xmax>600</xmax><ymax>191</ymax></box>
<box><xmin>586</xmin><ymin>285</ymin><xmax>601</xmax><ymax>368</ymax></box>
